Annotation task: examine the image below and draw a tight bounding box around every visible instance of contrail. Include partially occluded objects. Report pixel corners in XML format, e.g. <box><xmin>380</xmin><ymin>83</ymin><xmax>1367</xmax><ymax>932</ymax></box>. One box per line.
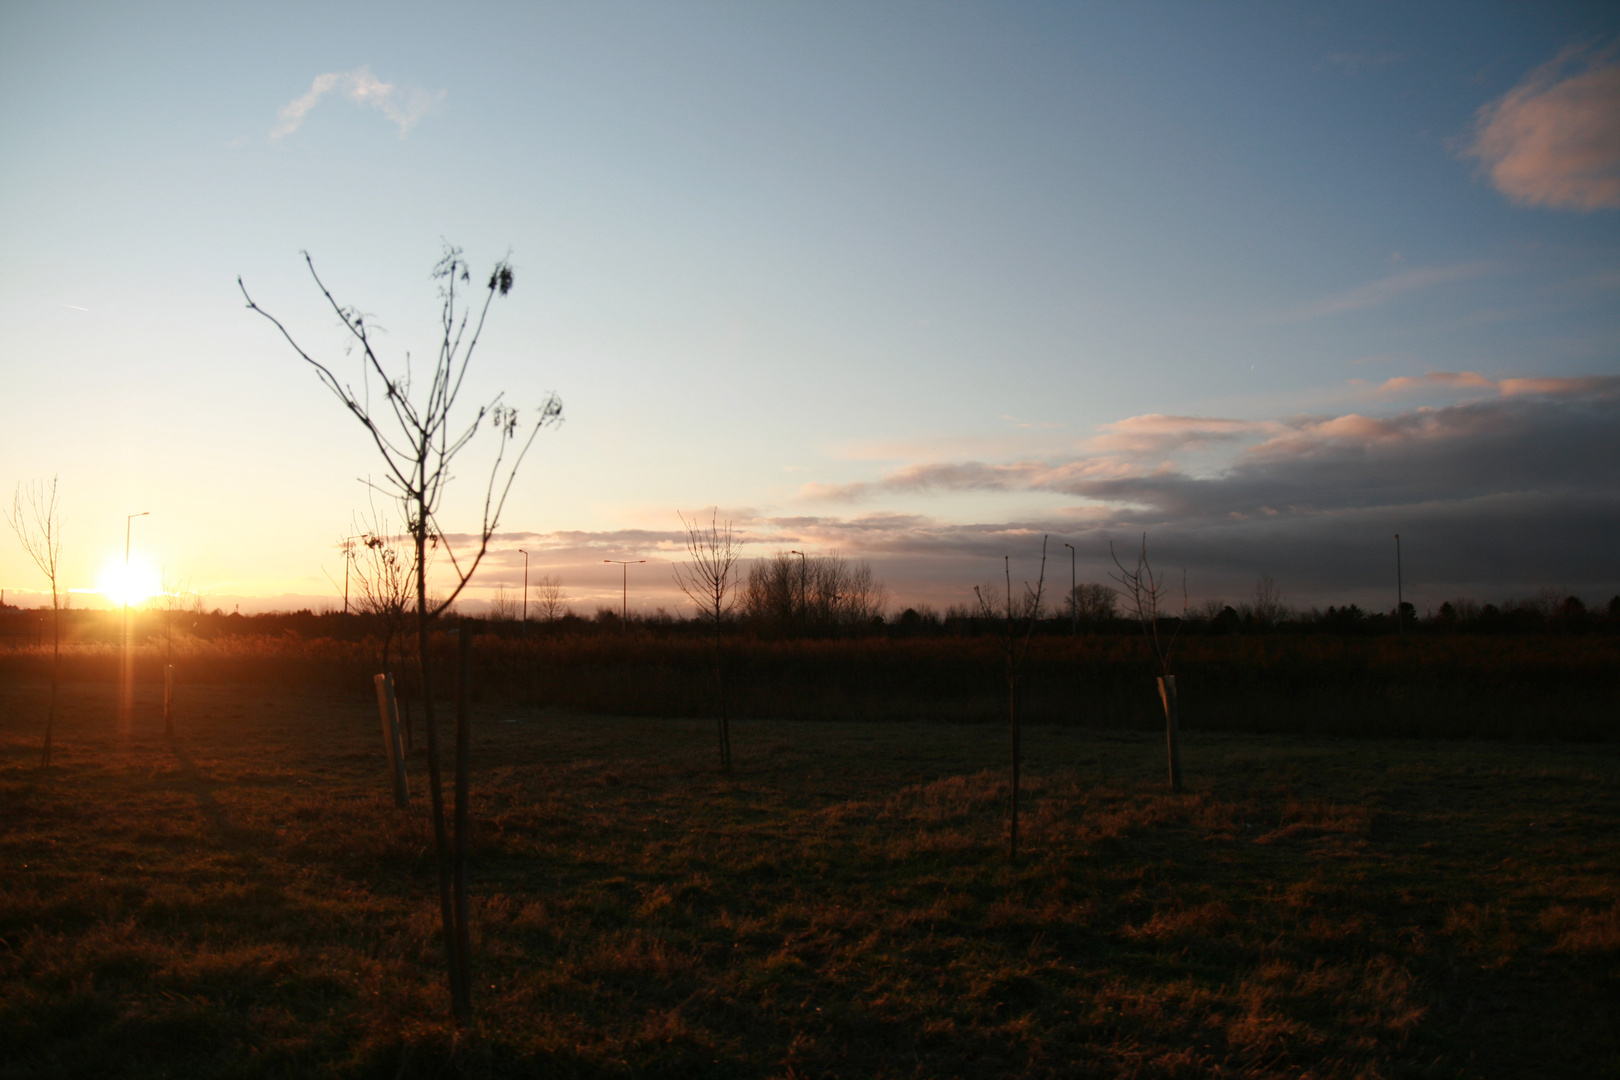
<box><xmin>61</xmin><ymin>303</ymin><xmax>89</xmax><ymax>311</ymax></box>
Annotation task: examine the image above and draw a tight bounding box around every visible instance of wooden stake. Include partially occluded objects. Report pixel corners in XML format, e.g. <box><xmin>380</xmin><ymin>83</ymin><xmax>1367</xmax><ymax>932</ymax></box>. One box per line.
<box><xmin>1158</xmin><ymin>675</ymin><xmax>1183</xmax><ymax>793</ymax></box>
<box><xmin>373</xmin><ymin>673</ymin><xmax>410</xmax><ymax>807</ymax></box>
<box><xmin>163</xmin><ymin>664</ymin><xmax>174</xmax><ymax>737</ymax></box>
<box><xmin>452</xmin><ymin>629</ymin><xmax>473</xmax><ymax>1021</ymax></box>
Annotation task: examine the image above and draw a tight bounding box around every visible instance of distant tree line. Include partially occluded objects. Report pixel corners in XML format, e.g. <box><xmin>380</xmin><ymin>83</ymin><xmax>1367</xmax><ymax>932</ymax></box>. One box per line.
<box><xmin>9</xmin><ymin>578</ymin><xmax>1616</xmax><ymax>644</ymax></box>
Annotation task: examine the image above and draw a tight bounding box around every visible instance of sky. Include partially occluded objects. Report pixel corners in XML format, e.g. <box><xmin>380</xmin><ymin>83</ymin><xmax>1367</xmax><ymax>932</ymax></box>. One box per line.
<box><xmin>2</xmin><ymin>2</ymin><xmax>1617</xmax><ymax>618</ymax></box>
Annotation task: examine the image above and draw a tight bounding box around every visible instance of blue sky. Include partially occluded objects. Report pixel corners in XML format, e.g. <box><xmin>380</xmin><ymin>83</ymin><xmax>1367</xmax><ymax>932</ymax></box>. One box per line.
<box><xmin>2</xmin><ymin>2</ymin><xmax>1617</xmax><ymax>616</ymax></box>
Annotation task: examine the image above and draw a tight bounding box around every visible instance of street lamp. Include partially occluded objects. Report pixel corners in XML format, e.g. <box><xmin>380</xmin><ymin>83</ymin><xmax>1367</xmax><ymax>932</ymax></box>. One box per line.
<box><xmin>604</xmin><ymin>559</ymin><xmax>645</xmax><ymax>621</ymax></box>
<box><xmin>1063</xmin><ymin>542</ymin><xmax>1077</xmax><ymax>636</ymax></box>
<box><xmin>519</xmin><ymin>548</ymin><xmax>529</xmax><ymax>635</ymax></box>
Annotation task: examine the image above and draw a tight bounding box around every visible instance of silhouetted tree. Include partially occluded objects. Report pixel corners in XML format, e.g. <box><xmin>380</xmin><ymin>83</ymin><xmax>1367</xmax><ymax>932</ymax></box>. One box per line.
<box><xmin>488</xmin><ymin>583</ymin><xmax>519</xmax><ymax>622</ymax></box>
<box><xmin>674</xmin><ymin>509</ymin><xmax>742</xmax><ymax>773</ymax></box>
<box><xmin>742</xmin><ymin>551</ymin><xmax>886</xmax><ymax>632</ymax></box>
<box><xmin>1251</xmin><ymin>573</ymin><xmax>1287</xmax><ymax>627</ymax></box>
<box><xmin>7</xmin><ymin>477</ymin><xmax>63</xmax><ymax>769</ymax></box>
<box><xmin>532</xmin><ymin>573</ymin><xmax>567</xmax><ymax>621</ymax></box>
<box><xmin>241</xmin><ymin>244</ymin><xmax>562</xmax><ymax>1030</ymax></box>
<box><xmin>1066</xmin><ymin>582</ymin><xmax>1117</xmax><ymax>626</ymax></box>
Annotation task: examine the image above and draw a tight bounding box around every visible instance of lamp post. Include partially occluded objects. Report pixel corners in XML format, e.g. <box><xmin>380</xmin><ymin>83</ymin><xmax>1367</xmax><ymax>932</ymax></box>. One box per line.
<box><xmin>519</xmin><ymin>549</ymin><xmax>529</xmax><ymax>635</ymax></box>
<box><xmin>1063</xmin><ymin>542</ymin><xmax>1077</xmax><ymax>636</ymax></box>
<box><xmin>604</xmin><ymin>559</ymin><xmax>645</xmax><ymax>621</ymax></box>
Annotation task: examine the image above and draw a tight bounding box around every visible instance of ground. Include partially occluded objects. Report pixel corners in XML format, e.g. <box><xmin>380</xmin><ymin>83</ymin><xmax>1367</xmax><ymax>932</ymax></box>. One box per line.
<box><xmin>1</xmin><ymin>679</ymin><xmax>1617</xmax><ymax>1078</ymax></box>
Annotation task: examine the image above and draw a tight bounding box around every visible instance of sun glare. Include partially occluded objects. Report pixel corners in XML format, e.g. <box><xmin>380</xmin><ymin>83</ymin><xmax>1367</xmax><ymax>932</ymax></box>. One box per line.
<box><xmin>98</xmin><ymin>558</ymin><xmax>161</xmax><ymax>607</ymax></box>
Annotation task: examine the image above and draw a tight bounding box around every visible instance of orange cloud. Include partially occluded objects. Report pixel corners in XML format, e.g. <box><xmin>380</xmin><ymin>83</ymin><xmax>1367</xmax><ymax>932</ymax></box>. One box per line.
<box><xmin>1375</xmin><ymin>371</ymin><xmax>1620</xmax><ymax>399</ymax></box>
<box><xmin>1089</xmin><ymin>414</ymin><xmax>1279</xmax><ymax>456</ymax></box>
<box><xmin>1375</xmin><ymin>372</ymin><xmax>1495</xmax><ymax>395</ymax></box>
<box><xmin>1463</xmin><ymin>45</ymin><xmax>1620</xmax><ymax>211</ymax></box>
<box><xmin>1498</xmin><ymin>375</ymin><xmax>1616</xmax><ymax>396</ymax></box>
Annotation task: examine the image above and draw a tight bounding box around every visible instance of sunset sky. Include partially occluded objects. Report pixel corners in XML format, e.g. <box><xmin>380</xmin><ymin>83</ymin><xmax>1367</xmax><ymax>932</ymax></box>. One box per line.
<box><xmin>3</xmin><ymin>3</ymin><xmax>1617</xmax><ymax>617</ymax></box>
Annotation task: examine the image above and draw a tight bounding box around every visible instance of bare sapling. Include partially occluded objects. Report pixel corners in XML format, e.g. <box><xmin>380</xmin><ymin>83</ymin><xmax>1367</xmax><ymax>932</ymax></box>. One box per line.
<box><xmin>974</xmin><ymin>535</ymin><xmax>1047</xmax><ymax>861</ymax></box>
<box><xmin>348</xmin><ymin>504</ymin><xmax>421</xmax><ymax>748</ymax></box>
<box><xmin>488</xmin><ymin>583</ymin><xmax>520</xmax><ymax>622</ymax></box>
<box><xmin>156</xmin><ymin>571</ymin><xmax>192</xmax><ymax>737</ymax></box>
<box><xmin>7</xmin><ymin>478</ymin><xmax>64</xmax><ymax>770</ymax></box>
<box><xmin>241</xmin><ymin>244</ymin><xmax>562</xmax><ymax>1030</ymax></box>
<box><xmin>1110</xmin><ymin>534</ymin><xmax>1187</xmax><ymax>792</ymax></box>
<box><xmin>674</xmin><ymin>509</ymin><xmax>742</xmax><ymax>773</ymax></box>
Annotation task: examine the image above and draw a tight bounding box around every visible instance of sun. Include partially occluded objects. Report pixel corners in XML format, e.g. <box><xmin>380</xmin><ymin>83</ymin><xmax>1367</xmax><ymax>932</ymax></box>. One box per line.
<box><xmin>98</xmin><ymin>557</ymin><xmax>161</xmax><ymax>607</ymax></box>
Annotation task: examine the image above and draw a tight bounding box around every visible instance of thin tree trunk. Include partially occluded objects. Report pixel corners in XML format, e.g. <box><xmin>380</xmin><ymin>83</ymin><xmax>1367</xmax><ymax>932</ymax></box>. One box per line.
<box><xmin>453</xmin><ymin>627</ymin><xmax>473</xmax><ymax>1021</ymax></box>
<box><xmin>714</xmin><ymin>624</ymin><xmax>730</xmax><ymax>773</ymax></box>
<box><xmin>44</xmin><ymin>598</ymin><xmax>57</xmax><ymax>770</ymax></box>
<box><xmin>374</xmin><ymin>673</ymin><xmax>409</xmax><ymax>807</ymax></box>
<box><xmin>1009</xmin><ymin>676</ymin><xmax>1020</xmax><ymax>861</ymax></box>
<box><xmin>164</xmin><ymin>609</ymin><xmax>173</xmax><ymax>737</ymax></box>
<box><xmin>415</xmin><ymin>526</ymin><xmax>463</xmax><ymax>1028</ymax></box>
<box><xmin>1158</xmin><ymin>675</ymin><xmax>1183</xmax><ymax>793</ymax></box>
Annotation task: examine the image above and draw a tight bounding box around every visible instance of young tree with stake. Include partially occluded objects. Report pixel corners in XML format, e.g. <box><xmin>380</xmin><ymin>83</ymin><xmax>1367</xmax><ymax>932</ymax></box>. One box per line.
<box><xmin>973</xmin><ymin>536</ymin><xmax>1047</xmax><ymax>861</ymax></box>
<box><xmin>674</xmin><ymin>509</ymin><xmax>742</xmax><ymax>773</ymax></box>
<box><xmin>7</xmin><ymin>477</ymin><xmax>64</xmax><ymax>770</ymax></box>
<box><xmin>240</xmin><ymin>245</ymin><xmax>561</xmax><ymax>1030</ymax></box>
<box><xmin>1110</xmin><ymin>534</ymin><xmax>1187</xmax><ymax>793</ymax></box>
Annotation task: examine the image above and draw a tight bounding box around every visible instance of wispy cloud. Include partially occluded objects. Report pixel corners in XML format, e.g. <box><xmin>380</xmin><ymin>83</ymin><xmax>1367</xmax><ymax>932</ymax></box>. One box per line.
<box><xmin>1373</xmin><ymin>371</ymin><xmax>1614</xmax><ymax>398</ymax></box>
<box><xmin>270</xmin><ymin>66</ymin><xmax>445</xmax><ymax>142</ymax></box>
<box><xmin>1373</xmin><ymin>371</ymin><xmax>1496</xmax><ymax>396</ymax></box>
<box><xmin>1086</xmin><ymin>414</ymin><xmax>1281</xmax><ymax>456</ymax></box>
<box><xmin>1462</xmin><ymin>44</ymin><xmax>1620</xmax><ymax>211</ymax></box>
<box><xmin>1283</xmin><ymin>263</ymin><xmax>1497</xmax><ymax>321</ymax></box>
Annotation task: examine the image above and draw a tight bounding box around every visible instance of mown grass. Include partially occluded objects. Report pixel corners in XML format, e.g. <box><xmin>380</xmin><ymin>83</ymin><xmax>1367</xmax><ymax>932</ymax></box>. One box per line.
<box><xmin>1</xmin><ymin>678</ymin><xmax>1616</xmax><ymax>1078</ymax></box>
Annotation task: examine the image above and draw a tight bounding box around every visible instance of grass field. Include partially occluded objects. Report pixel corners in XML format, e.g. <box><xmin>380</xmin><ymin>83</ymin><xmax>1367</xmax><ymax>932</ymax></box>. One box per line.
<box><xmin>4</xmin><ymin>628</ymin><xmax>1616</xmax><ymax>741</ymax></box>
<box><xmin>2</xmin><ymin>678</ymin><xmax>1617</xmax><ymax>1078</ymax></box>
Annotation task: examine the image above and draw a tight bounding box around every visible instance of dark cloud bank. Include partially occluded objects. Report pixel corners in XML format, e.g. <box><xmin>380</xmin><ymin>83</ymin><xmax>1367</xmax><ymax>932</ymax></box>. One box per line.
<box><xmin>458</xmin><ymin>379</ymin><xmax>1619</xmax><ymax>613</ymax></box>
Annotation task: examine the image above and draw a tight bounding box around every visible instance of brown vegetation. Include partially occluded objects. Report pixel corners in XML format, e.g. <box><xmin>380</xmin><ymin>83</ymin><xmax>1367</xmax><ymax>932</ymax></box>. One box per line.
<box><xmin>3</xmin><ymin>620</ymin><xmax>1612</xmax><ymax>742</ymax></box>
<box><xmin>1</xmin><ymin>676</ymin><xmax>1616</xmax><ymax>1077</ymax></box>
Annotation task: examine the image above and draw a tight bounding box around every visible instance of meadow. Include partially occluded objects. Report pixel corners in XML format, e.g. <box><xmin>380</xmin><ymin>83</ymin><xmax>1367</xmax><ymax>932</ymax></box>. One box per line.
<box><xmin>2</xmin><ymin>617</ymin><xmax>1616</xmax><ymax>742</ymax></box>
<box><xmin>1</xmin><ymin>666</ymin><xmax>1617</xmax><ymax>1078</ymax></box>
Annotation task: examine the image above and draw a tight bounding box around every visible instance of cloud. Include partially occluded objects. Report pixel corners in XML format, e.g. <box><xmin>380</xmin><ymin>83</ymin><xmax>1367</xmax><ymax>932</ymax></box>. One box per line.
<box><xmin>1283</xmin><ymin>263</ymin><xmax>1497</xmax><ymax>321</ymax></box>
<box><xmin>1087</xmin><ymin>414</ymin><xmax>1281</xmax><ymax>456</ymax></box>
<box><xmin>1373</xmin><ymin>371</ymin><xmax>1614</xmax><ymax>398</ymax></box>
<box><xmin>1056</xmin><ymin>378</ymin><xmax>1620</xmax><ymax>521</ymax></box>
<box><xmin>1462</xmin><ymin>45</ymin><xmax>1620</xmax><ymax>210</ymax></box>
<box><xmin>422</xmin><ymin>376</ymin><xmax>1619</xmax><ymax>610</ymax></box>
<box><xmin>1373</xmin><ymin>371</ymin><xmax>1496</xmax><ymax>395</ymax></box>
<box><xmin>773</xmin><ymin>375</ymin><xmax>1620</xmax><ymax>606</ymax></box>
<box><xmin>270</xmin><ymin>66</ymin><xmax>445</xmax><ymax>141</ymax></box>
